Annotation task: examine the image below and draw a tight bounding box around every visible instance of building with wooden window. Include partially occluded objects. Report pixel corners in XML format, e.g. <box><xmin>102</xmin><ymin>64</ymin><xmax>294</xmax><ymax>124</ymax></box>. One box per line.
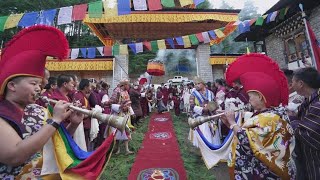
<box><xmin>235</xmin><ymin>0</ymin><xmax>320</xmax><ymax>70</ymax></box>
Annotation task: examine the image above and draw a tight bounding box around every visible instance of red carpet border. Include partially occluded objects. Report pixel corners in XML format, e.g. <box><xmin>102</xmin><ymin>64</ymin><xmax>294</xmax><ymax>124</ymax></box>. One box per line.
<box><xmin>128</xmin><ymin>112</ymin><xmax>187</xmax><ymax>180</ymax></box>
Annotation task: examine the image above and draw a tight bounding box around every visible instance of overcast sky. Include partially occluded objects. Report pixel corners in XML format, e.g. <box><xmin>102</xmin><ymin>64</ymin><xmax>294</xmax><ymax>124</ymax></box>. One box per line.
<box><xmin>210</xmin><ymin>0</ymin><xmax>279</xmax><ymax>14</ymax></box>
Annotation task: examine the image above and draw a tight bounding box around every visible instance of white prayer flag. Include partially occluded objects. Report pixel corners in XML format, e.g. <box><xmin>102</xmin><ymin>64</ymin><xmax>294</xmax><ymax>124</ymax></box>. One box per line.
<box><xmin>57</xmin><ymin>6</ymin><xmax>73</xmax><ymax>25</ymax></box>
<box><xmin>202</xmin><ymin>32</ymin><xmax>211</xmax><ymax>43</ymax></box>
<box><xmin>270</xmin><ymin>11</ymin><xmax>278</xmax><ymax>22</ymax></box>
<box><xmin>71</xmin><ymin>48</ymin><xmax>79</xmax><ymax>59</ymax></box>
<box><xmin>136</xmin><ymin>42</ymin><xmax>143</xmax><ymax>53</ymax></box>
<box><xmin>133</xmin><ymin>0</ymin><xmax>147</xmax><ymax>10</ymax></box>
<box><xmin>97</xmin><ymin>46</ymin><xmax>104</xmax><ymax>56</ymax></box>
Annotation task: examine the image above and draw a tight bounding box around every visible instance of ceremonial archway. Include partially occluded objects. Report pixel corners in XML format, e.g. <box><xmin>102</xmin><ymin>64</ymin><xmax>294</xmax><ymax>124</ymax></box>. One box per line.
<box><xmin>83</xmin><ymin>9</ymin><xmax>239</xmax><ymax>87</ymax></box>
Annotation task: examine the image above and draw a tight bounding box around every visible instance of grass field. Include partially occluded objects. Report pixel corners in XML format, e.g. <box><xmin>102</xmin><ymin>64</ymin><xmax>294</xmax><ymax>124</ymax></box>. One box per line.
<box><xmin>100</xmin><ymin>113</ymin><xmax>218</xmax><ymax>180</ymax></box>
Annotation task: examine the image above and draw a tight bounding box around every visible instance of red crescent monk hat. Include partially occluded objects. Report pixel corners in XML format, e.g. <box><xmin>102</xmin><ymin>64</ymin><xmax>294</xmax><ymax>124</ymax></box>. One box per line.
<box><xmin>225</xmin><ymin>53</ymin><xmax>288</xmax><ymax>107</ymax></box>
<box><xmin>0</xmin><ymin>25</ymin><xmax>69</xmax><ymax>96</ymax></box>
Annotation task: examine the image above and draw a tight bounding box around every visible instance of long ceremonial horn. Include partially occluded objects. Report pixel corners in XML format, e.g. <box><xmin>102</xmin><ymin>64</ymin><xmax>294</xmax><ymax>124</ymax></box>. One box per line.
<box><xmin>40</xmin><ymin>96</ymin><xmax>129</xmax><ymax>132</ymax></box>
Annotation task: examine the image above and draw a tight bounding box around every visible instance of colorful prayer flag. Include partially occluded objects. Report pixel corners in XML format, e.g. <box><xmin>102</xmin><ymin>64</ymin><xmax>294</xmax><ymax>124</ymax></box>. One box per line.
<box><xmin>112</xmin><ymin>45</ymin><xmax>120</xmax><ymax>55</ymax></box>
<box><xmin>208</xmin><ymin>30</ymin><xmax>216</xmax><ymax>39</ymax></box>
<box><xmin>151</xmin><ymin>41</ymin><xmax>159</xmax><ymax>51</ymax></box>
<box><xmin>136</xmin><ymin>42</ymin><xmax>143</xmax><ymax>53</ymax></box>
<box><xmin>255</xmin><ymin>16</ymin><xmax>264</xmax><ymax>26</ymax></box>
<box><xmin>118</xmin><ymin>0</ymin><xmax>131</xmax><ymax>15</ymax></box>
<box><xmin>193</xmin><ymin>0</ymin><xmax>205</xmax><ymax>6</ymax></box>
<box><xmin>36</xmin><ymin>9</ymin><xmax>57</xmax><ymax>26</ymax></box>
<box><xmin>270</xmin><ymin>11</ymin><xmax>278</xmax><ymax>22</ymax></box>
<box><xmin>71</xmin><ymin>48</ymin><xmax>80</xmax><ymax>59</ymax></box>
<box><xmin>189</xmin><ymin>34</ymin><xmax>199</xmax><ymax>45</ymax></box>
<box><xmin>279</xmin><ymin>7</ymin><xmax>289</xmax><ymax>20</ymax></box>
<box><xmin>72</xmin><ymin>4</ymin><xmax>88</xmax><ymax>21</ymax></box>
<box><xmin>87</xmin><ymin>48</ymin><xmax>96</xmax><ymax>58</ymax></box>
<box><xmin>182</xmin><ymin>35</ymin><xmax>191</xmax><ymax>48</ymax></box>
<box><xmin>157</xmin><ymin>40</ymin><xmax>166</xmax><ymax>49</ymax></box>
<box><xmin>133</xmin><ymin>0</ymin><xmax>147</xmax><ymax>10</ymax></box>
<box><xmin>18</xmin><ymin>12</ymin><xmax>38</xmax><ymax>27</ymax></box>
<box><xmin>4</xmin><ymin>14</ymin><xmax>23</xmax><ymax>29</ymax></box>
<box><xmin>104</xmin><ymin>46</ymin><xmax>113</xmax><ymax>56</ymax></box>
<box><xmin>214</xmin><ymin>29</ymin><xmax>225</xmax><ymax>38</ymax></box>
<box><xmin>128</xmin><ymin>43</ymin><xmax>137</xmax><ymax>54</ymax></box>
<box><xmin>143</xmin><ymin>41</ymin><xmax>152</xmax><ymax>50</ymax></box>
<box><xmin>80</xmin><ymin>48</ymin><xmax>87</xmax><ymax>58</ymax></box>
<box><xmin>175</xmin><ymin>37</ymin><xmax>184</xmax><ymax>46</ymax></box>
<box><xmin>57</xmin><ymin>6</ymin><xmax>73</xmax><ymax>25</ymax></box>
<box><xmin>88</xmin><ymin>1</ymin><xmax>103</xmax><ymax>18</ymax></box>
<box><xmin>180</xmin><ymin>0</ymin><xmax>193</xmax><ymax>7</ymax></box>
<box><xmin>202</xmin><ymin>32</ymin><xmax>211</xmax><ymax>43</ymax></box>
<box><xmin>161</xmin><ymin>0</ymin><xmax>175</xmax><ymax>7</ymax></box>
<box><xmin>119</xmin><ymin>44</ymin><xmax>129</xmax><ymax>55</ymax></box>
<box><xmin>166</xmin><ymin>38</ymin><xmax>175</xmax><ymax>49</ymax></box>
<box><xmin>196</xmin><ymin>33</ymin><xmax>204</xmax><ymax>42</ymax></box>
<box><xmin>103</xmin><ymin>0</ymin><xmax>118</xmax><ymax>17</ymax></box>
<box><xmin>97</xmin><ymin>47</ymin><xmax>104</xmax><ymax>56</ymax></box>
<box><xmin>148</xmin><ymin>0</ymin><xmax>162</xmax><ymax>10</ymax></box>
<box><xmin>0</xmin><ymin>16</ymin><xmax>9</xmax><ymax>31</ymax></box>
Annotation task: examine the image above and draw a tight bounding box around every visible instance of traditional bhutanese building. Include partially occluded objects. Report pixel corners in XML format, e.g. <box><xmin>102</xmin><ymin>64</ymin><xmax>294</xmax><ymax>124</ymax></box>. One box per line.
<box><xmin>235</xmin><ymin>0</ymin><xmax>320</xmax><ymax>70</ymax></box>
<box><xmin>83</xmin><ymin>8</ymin><xmax>240</xmax><ymax>87</ymax></box>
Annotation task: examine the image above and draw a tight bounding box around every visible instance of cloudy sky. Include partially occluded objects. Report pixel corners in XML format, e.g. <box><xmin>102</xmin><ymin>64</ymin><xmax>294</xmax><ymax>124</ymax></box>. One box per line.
<box><xmin>210</xmin><ymin>0</ymin><xmax>279</xmax><ymax>14</ymax></box>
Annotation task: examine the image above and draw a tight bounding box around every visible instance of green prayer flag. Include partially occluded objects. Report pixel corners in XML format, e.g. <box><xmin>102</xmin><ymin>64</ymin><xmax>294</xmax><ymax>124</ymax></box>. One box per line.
<box><xmin>279</xmin><ymin>8</ymin><xmax>286</xmax><ymax>20</ymax></box>
<box><xmin>151</xmin><ymin>41</ymin><xmax>159</xmax><ymax>52</ymax></box>
<box><xmin>189</xmin><ymin>34</ymin><xmax>199</xmax><ymax>45</ymax></box>
<box><xmin>255</xmin><ymin>16</ymin><xmax>264</xmax><ymax>26</ymax></box>
<box><xmin>0</xmin><ymin>16</ymin><xmax>9</xmax><ymax>32</ymax></box>
<box><xmin>88</xmin><ymin>1</ymin><xmax>103</xmax><ymax>18</ymax></box>
<box><xmin>112</xmin><ymin>45</ymin><xmax>120</xmax><ymax>55</ymax></box>
<box><xmin>161</xmin><ymin>0</ymin><xmax>175</xmax><ymax>7</ymax></box>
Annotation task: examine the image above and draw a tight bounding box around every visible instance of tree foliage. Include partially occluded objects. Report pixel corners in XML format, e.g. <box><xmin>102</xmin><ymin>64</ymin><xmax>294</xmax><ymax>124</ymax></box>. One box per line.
<box><xmin>238</xmin><ymin>0</ymin><xmax>261</xmax><ymax>21</ymax></box>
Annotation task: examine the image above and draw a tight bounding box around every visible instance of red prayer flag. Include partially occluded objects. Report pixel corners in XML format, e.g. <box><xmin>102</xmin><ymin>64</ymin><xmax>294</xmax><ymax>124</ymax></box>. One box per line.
<box><xmin>143</xmin><ymin>41</ymin><xmax>152</xmax><ymax>51</ymax></box>
<box><xmin>72</xmin><ymin>4</ymin><xmax>88</xmax><ymax>21</ymax></box>
<box><xmin>148</xmin><ymin>0</ymin><xmax>162</xmax><ymax>10</ymax></box>
<box><xmin>104</xmin><ymin>46</ymin><xmax>112</xmax><ymax>56</ymax></box>
<box><xmin>307</xmin><ymin>21</ymin><xmax>320</xmax><ymax>70</ymax></box>
<box><xmin>196</xmin><ymin>33</ymin><xmax>204</xmax><ymax>42</ymax></box>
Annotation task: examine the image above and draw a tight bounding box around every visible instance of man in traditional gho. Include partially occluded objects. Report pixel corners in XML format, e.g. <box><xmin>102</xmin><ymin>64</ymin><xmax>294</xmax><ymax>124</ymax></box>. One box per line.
<box><xmin>222</xmin><ymin>54</ymin><xmax>296</xmax><ymax>180</ymax></box>
<box><xmin>109</xmin><ymin>79</ymin><xmax>134</xmax><ymax>155</ymax></box>
<box><xmin>188</xmin><ymin>77</ymin><xmax>221</xmax><ymax>147</ymax></box>
<box><xmin>282</xmin><ymin>69</ymin><xmax>304</xmax><ymax>114</ymax></box>
<box><xmin>0</xmin><ymin>26</ymin><xmax>83</xmax><ymax>179</ymax></box>
<box><xmin>129</xmin><ymin>82</ymin><xmax>143</xmax><ymax>126</ymax></box>
<box><xmin>290</xmin><ymin>67</ymin><xmax>320</xmax><ymax>180</ymax></box>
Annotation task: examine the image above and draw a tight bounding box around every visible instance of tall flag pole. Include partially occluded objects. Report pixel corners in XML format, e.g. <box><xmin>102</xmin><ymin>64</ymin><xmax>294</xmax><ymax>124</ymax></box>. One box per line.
<box><xmin>299</xmin><ymin>3</ymin><xmax>318</xmax><ymax>70</ymax></box>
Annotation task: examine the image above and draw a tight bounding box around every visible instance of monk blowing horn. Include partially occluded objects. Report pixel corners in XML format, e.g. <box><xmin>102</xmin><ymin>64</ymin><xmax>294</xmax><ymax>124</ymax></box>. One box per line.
<box><xmin>188</xmin><ymin>103</ymin><xmax>250</xmax><ymax>129</ymax></box>
<box><xmin>39</xmin><ymin>96</ymin><xmax>129</xmax><ymax>132</ymax></box>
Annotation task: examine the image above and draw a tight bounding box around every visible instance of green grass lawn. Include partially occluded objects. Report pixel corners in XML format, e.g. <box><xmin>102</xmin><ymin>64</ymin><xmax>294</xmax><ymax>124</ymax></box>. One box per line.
<box><xmin>101</xmin><ymin>113</ymin><xmax>217</xmax><ymax>180</ymax></box>
<box><xmin>172</xmin><ymin>113</ymin><xmax>216</xmax><ymax>180</ymax></box>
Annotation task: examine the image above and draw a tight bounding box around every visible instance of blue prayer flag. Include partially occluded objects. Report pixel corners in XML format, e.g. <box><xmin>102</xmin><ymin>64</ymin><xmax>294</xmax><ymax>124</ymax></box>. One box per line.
<box><xmin>208</xmin><ymin>30</ymin><xmax>216</xmax><ymax>39</ymax></box>
<box><xmin>80</xmin><ymin>48</ymin><xmax>87</xmax><ymax>58</ymax></box>
<box><xmin>175</xmin><ymin>37</ymin><xmax>184</xmax><ymax>46</ymax></box>
<box><xmin>166</xmin><ymin>38</ymin><xmax>175</xmax><ymax>49</ymax></box>
<box><xmin>18</xmin><ymin>12</ymin><xmax>39</xmax><ymax>27</ymax></box>
<box><xmin>36</xmin><ymin>9</ymin><xmax>57</xmax><ymax>26</ymax></box>
<box><xmin>87</xmin><ymin>48</ymin><xmax>96</xmax><ymax>58</ymax></box>
<box><xmin>128</xmin><ymin>43</ymin><xmax>137</xmax><ymax>54</ymax></box>
<box><xmin>118</xmin><ymin>0</ymin><xmax>131</xmax><ymax>15</ymax></box>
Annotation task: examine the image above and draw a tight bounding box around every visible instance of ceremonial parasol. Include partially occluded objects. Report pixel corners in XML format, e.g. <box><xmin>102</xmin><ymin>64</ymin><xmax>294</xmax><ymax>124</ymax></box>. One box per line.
<box><xmin>147</xmin><ymin>59</ymin><xmax>165</xmax><ymax>76</ymax></box>
<box><xmin>139</xmin><ymin>78</ymin><xmax>147</xmax><ymax>85</ymax></box>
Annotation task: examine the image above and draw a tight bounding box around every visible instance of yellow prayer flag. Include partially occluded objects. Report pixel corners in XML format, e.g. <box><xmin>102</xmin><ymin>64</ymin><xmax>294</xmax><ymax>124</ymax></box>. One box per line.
<box><xmin>246</xmin><ymin>47</ymin><xmax>250</xmax><ymax>54</ymax></box>
<box><xmin>52</xmin><ymin>132</ymin><xmax>73</xmax><ymax>172</ymax></box>
<box><xmin>214</xmin><ymin>29</ymin><xmax>225</xmax><ymax>38</ymax></box>
<box><xmin>182</xmin><ymin>36</ymin><xmax>191</xmax><ymax>48</ymax></box>
<box><xmin>157</xmin><ymin>40</ymin><xmax>166</xmax><ymax>49</ymax></box>
<box><xmin>119</xmin><ymin>44</ymin><xmax>129</xmax><ymax>55</ymax></box>
<box><xmin>179</xmin><ymin>0</ymin><xmax>193</xmax><ymax>7</ymax></box>
<box><xmin>4</xmin><ymin>14</ymin><xmax>24</xmax><ymax>29</ymax></box>
<box><xmin>262</xmin><ymin>14</ymin><xmax>268</xmax><ymax>19</ymax></box>
<box><xmin>103</xmin><ymin>0</ymin><xmax>118</xmax><ymax>17</ymax></box>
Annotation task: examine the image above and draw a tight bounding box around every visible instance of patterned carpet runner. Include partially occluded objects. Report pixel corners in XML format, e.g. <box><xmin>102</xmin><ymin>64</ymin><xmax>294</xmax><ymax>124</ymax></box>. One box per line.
<box><xmin>128</xmin><ymin>112</ymin><xmax>187</xmax><ymax>180</ymax></box>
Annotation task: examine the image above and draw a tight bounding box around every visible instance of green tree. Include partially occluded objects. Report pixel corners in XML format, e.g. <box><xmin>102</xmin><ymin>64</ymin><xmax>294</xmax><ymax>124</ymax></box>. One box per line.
<box><xmin>238</xmin><ymin>0</ymin><xmax>260</xmax><ymax>21</ymax></box>
<box><xmin>219</xmin><ymin>0</ymin><xmax>233</xmax><ymax>9</ymax></box>
<box><xmin>128</xmin><ymin>51</ymin><xmax>157</xmax><ymax>78</ymax></box>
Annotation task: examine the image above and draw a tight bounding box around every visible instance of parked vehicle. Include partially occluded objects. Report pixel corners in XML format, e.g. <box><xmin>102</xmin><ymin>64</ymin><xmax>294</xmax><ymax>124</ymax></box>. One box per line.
<box><xmin>167</xmin><ymin>76</ymin><xmax>188</xmax><ymax>83</ymax></box>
